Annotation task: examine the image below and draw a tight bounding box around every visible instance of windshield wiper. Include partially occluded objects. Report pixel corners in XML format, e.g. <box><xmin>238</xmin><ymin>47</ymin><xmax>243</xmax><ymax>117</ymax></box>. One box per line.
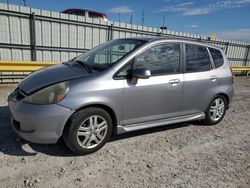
<box><xmin>74</xmin><ymin>60</ymin><xmax>92</xmax><ymax>73</ymax></box>
<box><xmin>64</xmin><ymin>60</ymin><xmax>92</xmax><ymax>73</ymax></box>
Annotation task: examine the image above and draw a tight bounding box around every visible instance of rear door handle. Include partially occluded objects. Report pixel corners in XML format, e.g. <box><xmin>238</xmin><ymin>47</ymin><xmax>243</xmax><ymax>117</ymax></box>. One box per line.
<box><xmin>169</xmin><ymin>79</ymin><xmax>180</xmax><ymax>85</ymax></box>
<box><xmin>210</xmin><ymin>75</ymin><xmax>217</xmax><ymax>81</ymax></box>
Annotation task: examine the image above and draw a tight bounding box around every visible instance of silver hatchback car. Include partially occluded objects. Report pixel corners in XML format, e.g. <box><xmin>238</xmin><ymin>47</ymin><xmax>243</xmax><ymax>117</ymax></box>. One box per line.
<box><xmin>8</xmin><ymin>37</ymin><xmax>234</xmax><ymax>154</ymax></box>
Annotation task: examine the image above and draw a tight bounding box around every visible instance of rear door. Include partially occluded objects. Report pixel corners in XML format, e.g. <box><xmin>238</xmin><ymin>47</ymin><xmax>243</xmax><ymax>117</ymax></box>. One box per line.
<box><xmin>181</xmin><ymin>43</ymin><xmax>219</xmax><ymax>115</ymax></box>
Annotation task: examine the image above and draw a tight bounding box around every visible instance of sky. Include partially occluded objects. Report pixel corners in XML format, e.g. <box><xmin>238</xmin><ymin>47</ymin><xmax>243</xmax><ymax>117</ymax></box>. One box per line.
<box><xmin>1</xmin><ymin>0</ymin><xmax>250</xmax><ymax>42</ymax></box>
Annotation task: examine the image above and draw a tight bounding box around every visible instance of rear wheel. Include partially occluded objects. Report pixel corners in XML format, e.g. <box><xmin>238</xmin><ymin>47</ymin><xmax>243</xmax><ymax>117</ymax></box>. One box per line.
<box><xmin>203</xmin><ymin>95</ymin><xmax>227</xmax><ymax>125</ymax></box>
<box><xmin>63</xmin><ymin>107</ymin><xmax>113</xmax><ymax>155</ymax></box>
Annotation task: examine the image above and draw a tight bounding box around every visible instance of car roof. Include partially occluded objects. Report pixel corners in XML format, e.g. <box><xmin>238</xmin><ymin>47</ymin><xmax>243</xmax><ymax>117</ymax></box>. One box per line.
<box><xmin>118</xmin><ymin>36</ymin><xmax>223</xmax><ymax>51</ymax></box>
<box><xmin>62</xmin><ymin>8</ymin><xmax>107</xmax><ymax>16</ymax></box>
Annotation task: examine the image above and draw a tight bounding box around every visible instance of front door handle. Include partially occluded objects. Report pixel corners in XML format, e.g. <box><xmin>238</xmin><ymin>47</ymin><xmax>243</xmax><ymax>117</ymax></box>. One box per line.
<box><xmin>210</xmin><ymin>75</ymin><xmax>217</xmax><ymax>82</ymax></box>
<box><xmin>169</xmin><ymin>79</ymin><xmax>180</xmax><ymax>85</ymax></box>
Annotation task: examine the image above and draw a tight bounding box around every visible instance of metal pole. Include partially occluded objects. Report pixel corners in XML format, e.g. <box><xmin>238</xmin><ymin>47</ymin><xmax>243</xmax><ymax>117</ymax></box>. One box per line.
<box><xmin>30</xmin><ymin>12</ymin><xmax>37</xmax><ymax>61</ymax></box>
<box><xmin>110</xmin><ymin>23</ymin><xmax>113</xmax><ymax>41</ymax></box>
<box><xmin>244</xmin><ymin>45</ymin><xmax>250</xmax><ymax>66</ymax></box>
<box><xmin>142</xmin><ymin>9</ymin><xmax>144</xmax><ymax>27</ymax></box>
<box><xmin>22</xmin><ymin>0</ymin><xmax>27</xmax><ymax>6</ymax></box>
<box><xmin>107</xmin><ymin>23</ymin><xmax>113</xmax><ymax>41</ymax></box>
<box><xmin>130</xmin><ymin>13</ymin><xmax>133</xmax><ymax>25</ymax></box>
<box><xmin>225</xmin><ymin>42</ymin><xmax>229</xmax><ymax>55</ymax></box>
<box><xmin>162</xmin><ymin>15</ymin><xmax>165</xmax><ymax>29</ymax></box>
<box><xmin>107</xmin><ymin>24</ymin><xmax>114</xmax><ymax>63</ymax></box>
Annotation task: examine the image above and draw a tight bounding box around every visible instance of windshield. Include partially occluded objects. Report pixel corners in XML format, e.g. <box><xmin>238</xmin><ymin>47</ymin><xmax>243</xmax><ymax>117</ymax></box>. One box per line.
<box><xmin>75</xmin><ymin>39</ymin><xmax>146</xmax><ymax>72</ymax></box>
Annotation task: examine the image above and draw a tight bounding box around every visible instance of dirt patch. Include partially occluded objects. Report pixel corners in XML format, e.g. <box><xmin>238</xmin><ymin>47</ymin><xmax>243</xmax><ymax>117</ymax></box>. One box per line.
<box><xmin>0</xmin><ymin>78</ymin><xmax>249</xmax><ymax>187</ymax></box>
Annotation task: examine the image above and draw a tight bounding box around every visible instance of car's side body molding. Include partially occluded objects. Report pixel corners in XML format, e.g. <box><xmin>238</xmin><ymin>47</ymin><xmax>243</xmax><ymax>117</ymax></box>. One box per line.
<box><xmin>116</xmin><ymin>112</ymin><xmax>205</xmax><ymax>134</ymax></box>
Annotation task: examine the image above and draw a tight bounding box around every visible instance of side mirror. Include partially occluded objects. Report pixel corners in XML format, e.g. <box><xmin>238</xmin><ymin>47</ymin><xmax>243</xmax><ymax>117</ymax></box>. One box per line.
<box><xmin>132</xmin><ymin>68</ymin><xmax>151</xmax><ymax>79</ymax></box>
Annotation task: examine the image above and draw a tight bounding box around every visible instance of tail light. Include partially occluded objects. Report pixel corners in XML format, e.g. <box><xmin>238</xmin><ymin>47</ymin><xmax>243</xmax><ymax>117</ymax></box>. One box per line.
<box><xmin>103</xmin><ymin>15</ymin><xmax>108</xmax><ymax>22</ymax></box>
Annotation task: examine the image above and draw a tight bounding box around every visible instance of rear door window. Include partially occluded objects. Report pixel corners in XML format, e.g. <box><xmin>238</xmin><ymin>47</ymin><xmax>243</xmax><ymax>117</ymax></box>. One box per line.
<box><xmin>209</xmin><ymin>48</ymin><xmax>224</xmax><ymax>68</ymax></box>
<box><xmin>185</xmin><ymin>44</ymin><xmax>211</xmax><ymax>72</ymax></box>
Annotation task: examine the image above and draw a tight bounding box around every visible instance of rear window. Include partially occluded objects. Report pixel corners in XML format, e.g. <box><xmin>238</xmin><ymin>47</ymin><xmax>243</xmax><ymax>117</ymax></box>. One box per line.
<box><xmin>185</xmin><ymin>44</ymin><xmax>211</xmax><ymax>72</ymax></box>
<box><xmin>89</xmin><ymin>12</ymin><xmax>102</xmax><ymax>19</ymax></box>
<box><xmin>64</xmin><ymin>10</ymin><xmax>85</xmax><ymax>16</ymax></box>
<box><xmin>73</xmin><ymin>10</ymin><xmax>85</xmax><ymax>16</ymax></box>
<box><xmin>209</xmin><ymin>48</ymin><xmax>224</xmax><ymax>68</ymax></box>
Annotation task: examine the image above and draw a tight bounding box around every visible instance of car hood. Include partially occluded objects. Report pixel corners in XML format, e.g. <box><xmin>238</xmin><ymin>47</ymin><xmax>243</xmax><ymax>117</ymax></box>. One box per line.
<box><xmin>18</xmin><ymin>63</ymin><xmax>90</xmax><ymax>95</ymax></box>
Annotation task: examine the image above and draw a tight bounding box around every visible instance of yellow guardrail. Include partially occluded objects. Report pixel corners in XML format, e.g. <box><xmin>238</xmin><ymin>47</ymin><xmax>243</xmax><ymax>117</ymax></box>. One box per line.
<box><xmin>231</xmin><ymin>66</ymin><xmax>250</xmax><ymax>71</ymax></box>
<box><xmin>231</xmin><ymin>66</ymin><xmax>250</xmax><ymax>76</ymax></box>
<box><xmin>0</xmin><ymin>61</ymin><xmax>58</xmax><ymax>72</ymax></box>
<box><xmin>0</xmin><ymin>61</ymin><xmax>249</xmax><ymax>74</ymax></box>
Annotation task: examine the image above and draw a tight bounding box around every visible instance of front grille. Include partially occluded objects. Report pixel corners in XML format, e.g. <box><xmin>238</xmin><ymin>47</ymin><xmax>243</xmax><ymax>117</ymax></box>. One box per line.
<box><xmin>12</xmin><ymin>119</ymin><xmax>21</xmax><ymax>131</ymax></box>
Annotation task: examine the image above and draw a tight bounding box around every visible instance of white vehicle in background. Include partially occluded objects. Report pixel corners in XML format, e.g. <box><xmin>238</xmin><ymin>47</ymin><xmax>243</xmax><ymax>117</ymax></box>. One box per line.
<box><xmin>62</xmin><ymin>8</ymin><xmax>108</xmax><ymax>21</ymax></box>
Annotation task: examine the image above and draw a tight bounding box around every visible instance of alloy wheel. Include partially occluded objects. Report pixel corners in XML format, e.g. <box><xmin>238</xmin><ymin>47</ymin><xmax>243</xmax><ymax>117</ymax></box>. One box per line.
<box><xmin>209</xmin><ymin>98</ymin><xmax>225</xmax><ymax>122</ymax></box>
<box><xmin>77</xmin><ymin>115</ymin><xmax>108</xmax><ymax>149</ymax></box>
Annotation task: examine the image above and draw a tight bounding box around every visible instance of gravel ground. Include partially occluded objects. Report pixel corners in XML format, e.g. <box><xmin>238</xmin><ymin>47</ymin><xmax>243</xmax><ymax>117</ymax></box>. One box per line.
<box><xmin>0</xmin><ymin>77</ymin><xmax>249</xmax><ymax>188</ymax></box>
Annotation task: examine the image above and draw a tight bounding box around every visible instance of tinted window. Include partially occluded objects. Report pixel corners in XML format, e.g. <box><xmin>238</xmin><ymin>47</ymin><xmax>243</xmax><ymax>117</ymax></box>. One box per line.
<box><xmin>185</xmin><ymin>44</ymin><xmax>211</xmax><ymax>72</ymax></box>
<box><xmin>67</xmin><ymin>10</ymin><xmax>85</xmax><ymax>16</ymax></box>
<box><xmin>89</xmin><ymin>12</ymin><xmax>102</xmax><ymax>19</ymax></box>
<box><xmin>209</xmin><ymin>48</ymin><xmax>224</xmax><ymax>68</ymax></box>
<box><xmin>134</xmin><ymin>43</ymin><xmax>180</xmax><ymax>75</ymax></box>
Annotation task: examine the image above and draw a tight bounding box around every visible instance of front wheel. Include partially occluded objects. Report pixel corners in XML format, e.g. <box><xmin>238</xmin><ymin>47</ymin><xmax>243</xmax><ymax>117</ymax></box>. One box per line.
<box><xmin>63</xmin><ymin>107</ymin><xmax>113</xmax><ymax>155</ymax></box>
<box><xmin>203</xmin><ymin>95</ymin><xmax>227</xmax><ymax>125</ymax></box>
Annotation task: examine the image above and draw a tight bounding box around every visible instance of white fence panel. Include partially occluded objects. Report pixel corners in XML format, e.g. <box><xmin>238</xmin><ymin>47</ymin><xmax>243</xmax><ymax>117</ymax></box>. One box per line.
<box><xmin>0</xmin><ymin>2</ymin><xmax>249</xmax><ymax>67</ymax></box>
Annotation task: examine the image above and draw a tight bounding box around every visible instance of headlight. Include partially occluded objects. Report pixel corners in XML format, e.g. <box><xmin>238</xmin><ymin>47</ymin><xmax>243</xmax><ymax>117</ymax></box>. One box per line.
<box><xmin>23</xmin><ymin>82</ymin><xmax>69</xmax><ymax>104</ymax></box>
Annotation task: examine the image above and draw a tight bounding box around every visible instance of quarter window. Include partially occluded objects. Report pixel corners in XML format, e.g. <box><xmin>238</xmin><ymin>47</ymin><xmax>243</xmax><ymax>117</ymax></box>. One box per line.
<box><xmin>185</xmin><ymin>44</ymin><xmax>211</xmax><ymax>72</ymax></box>
<box><xmin>134</xmin><ymin>43</ymin><xmax>180</xmax><ymax>75</ymax></box>
<box><xmin>116</xmin><ymin>62</ymin><xmax>133</xmax><ymax>78</ymax></box>
<box><xmin>209</xmin><ymin>48</ymin><xmax>224</xmax><ymax>68</ymax></box>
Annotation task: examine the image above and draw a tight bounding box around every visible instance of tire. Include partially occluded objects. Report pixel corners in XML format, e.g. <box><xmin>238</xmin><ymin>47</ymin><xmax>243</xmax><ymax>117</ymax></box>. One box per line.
<box><xmin>63</xmin><ymin>107</ymin><xmax>113</xmax><ymax>155</ymax></box>
<box><xmin>203</xmin><ymin>95</ymin><xmax>228</xmax><ymax>125</ymax></box>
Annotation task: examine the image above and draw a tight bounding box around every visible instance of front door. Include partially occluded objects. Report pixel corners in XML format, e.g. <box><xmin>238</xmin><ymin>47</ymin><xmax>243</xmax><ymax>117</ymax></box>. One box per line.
<box><xmin>121</xmin><ymin>43</ymin><xmax>184</xmax><ymax>126</ymax></box>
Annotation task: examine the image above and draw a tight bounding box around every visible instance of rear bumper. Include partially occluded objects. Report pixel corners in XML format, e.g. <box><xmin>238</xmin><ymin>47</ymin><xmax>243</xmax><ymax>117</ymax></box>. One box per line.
<box><xmin>8</xmin><ymin>100</ymin><xmax>74</xmax><ymax>144</ymax></box>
